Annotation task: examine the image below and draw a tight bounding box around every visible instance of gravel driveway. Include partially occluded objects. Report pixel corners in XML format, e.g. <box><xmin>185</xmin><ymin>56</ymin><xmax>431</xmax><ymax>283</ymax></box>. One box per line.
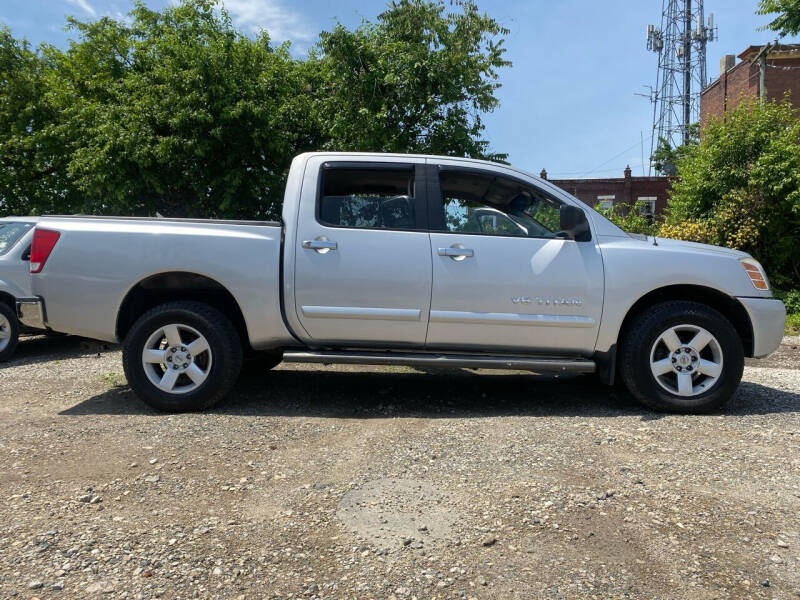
<box><xmin>1</xmin><ymin>335</ymin><xmax>799</xmax><ymax>599</ymax></box>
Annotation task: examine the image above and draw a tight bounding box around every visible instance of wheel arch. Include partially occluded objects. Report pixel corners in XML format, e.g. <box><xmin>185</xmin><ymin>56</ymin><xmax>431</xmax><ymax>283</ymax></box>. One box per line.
<box><xmin>0</xmin><ymin>291</ymin><xmax>15</xmax><ymax>310</ymax></box>
<box><xmin>116</xmin><ymin>271</ymin><xmax>250</xmax><ymax>350</ymax></box>
<box><xmin>618</xmin><ymin>284</ymin><xmax>754</xmax><ymax>357</ymax></box>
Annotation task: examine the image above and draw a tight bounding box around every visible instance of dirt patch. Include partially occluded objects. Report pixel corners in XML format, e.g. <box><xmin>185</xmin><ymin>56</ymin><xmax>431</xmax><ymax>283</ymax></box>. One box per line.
<box><xmin>337</xmin><ymin>478</ymin><xmax>460</xmax><ymax>549</ymax></box>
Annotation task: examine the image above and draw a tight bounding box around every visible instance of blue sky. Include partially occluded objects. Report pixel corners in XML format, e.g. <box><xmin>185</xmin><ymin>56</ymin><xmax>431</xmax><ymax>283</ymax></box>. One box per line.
<box><xmin>2</xmin><ymin>0</ymin><xmax>798</xmax><ymax>178</ymax></box>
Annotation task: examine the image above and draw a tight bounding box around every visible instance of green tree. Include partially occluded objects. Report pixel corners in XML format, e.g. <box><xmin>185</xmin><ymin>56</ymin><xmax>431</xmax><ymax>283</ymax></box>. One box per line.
<box><xmin>52</xmin><ymin>1</ymin><xmax>321</xmax><ymax>219</ymax></box>
<box><xmin>314</xmin><ymin>0</ymin><xmax>510</xmax><ymax>160</ymax></box>
<box><xmin>757</xmin><ymin>0</ymin><xmax>800</xmax><ymax>36</ymax></box>
<box><xmin>650</xmin><ymin>124</ymin><xmax>698</xmax><ymax>175</ymax></box>
<box><xmin>661</xmin><ymin>99</ymin><xmax>800</xmax><ymax>286</ymax></box>
<box><xmin>0</xmin><ymin>27</ymin><xmax>80</xmax><ymax>215</ymax></box>
<box><xmin>0</xmin><ymin>0</ymin><xmax>510</xmax><ymax>219</ymax></box>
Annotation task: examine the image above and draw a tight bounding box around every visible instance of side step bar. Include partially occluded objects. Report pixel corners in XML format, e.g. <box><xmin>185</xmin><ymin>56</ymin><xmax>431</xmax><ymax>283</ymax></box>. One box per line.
<box><xmin>282</xmin><ymin>350</ymin><xmax>595</xmax><ymax>374</ymax></box>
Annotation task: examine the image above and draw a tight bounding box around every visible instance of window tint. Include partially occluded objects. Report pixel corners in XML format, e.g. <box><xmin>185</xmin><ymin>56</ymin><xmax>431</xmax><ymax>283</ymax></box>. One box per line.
<box><xmin>439</xmin><ymin>171</ymin><xmax>563</xmax><ymax>238</ymax></box>
<box><xmin>319</xmin><ymin>167</ymin><xmax>417</xmax><ymax>230</ymax></box>
<box><xmin>0</xmin><ymin>222</ymin><xmax>34</xmax><ymax>256</ymax></box>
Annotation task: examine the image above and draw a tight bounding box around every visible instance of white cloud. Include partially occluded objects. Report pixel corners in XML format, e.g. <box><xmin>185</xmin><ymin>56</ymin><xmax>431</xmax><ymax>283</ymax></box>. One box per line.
<box><xmin>221</xmin><ymin>0</ymin><xmax>313</xmax><ymax>44</ymax></box>
<box><xmin>65</xmin><ymin>0</ymin><xmax>97</xmax><ymax>17</ymax></box>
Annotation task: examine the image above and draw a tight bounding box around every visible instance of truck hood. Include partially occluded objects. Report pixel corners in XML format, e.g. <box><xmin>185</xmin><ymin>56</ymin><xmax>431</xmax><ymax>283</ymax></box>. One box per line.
<box><xmin>648</xmin><ymin>236</ymin><xmax>750</xmax><ymax>259</ymax></box>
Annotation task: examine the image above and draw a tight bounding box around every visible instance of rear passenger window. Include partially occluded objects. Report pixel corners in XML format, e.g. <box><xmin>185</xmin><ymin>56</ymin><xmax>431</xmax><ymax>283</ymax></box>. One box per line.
<box><xmin>319</xmin><ymin>167</ymin><xmax>417</xmax><ymax>230</ymax></box>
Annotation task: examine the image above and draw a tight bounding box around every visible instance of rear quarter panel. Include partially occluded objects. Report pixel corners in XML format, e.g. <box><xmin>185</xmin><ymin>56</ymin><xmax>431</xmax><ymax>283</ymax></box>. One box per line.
<box><xmin>32</xmin><ymin>218</ymin><xmax>292</xmax><ymax>348</ymax></box>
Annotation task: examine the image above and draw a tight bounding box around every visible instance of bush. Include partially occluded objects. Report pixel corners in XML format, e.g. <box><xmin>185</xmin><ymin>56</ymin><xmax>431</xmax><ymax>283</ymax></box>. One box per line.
<box><xmin>597</xmin><ymin>200</ymin><xmax>658</xmax><ymax>236</ymax></box>
<box><xmin>657</xmin><ymin>219</ymin><xmax>715</xmax><ymax>244</ymax></box>
<box><xmin>663</xmin><ymin>99</ymin><xmax>800</xmax><ymax>288</ymax></box>
<box><xmin>775</xmin><ymin>289</ymin><xmax>800</xmax><ymax>315</ymax></box>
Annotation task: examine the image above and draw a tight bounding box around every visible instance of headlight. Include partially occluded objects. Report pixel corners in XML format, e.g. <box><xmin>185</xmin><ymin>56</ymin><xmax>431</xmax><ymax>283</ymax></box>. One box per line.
<box><xmin>740</xmin><ymin>258</ymin><xmax>770</xmax><ymax>291</ymax></box>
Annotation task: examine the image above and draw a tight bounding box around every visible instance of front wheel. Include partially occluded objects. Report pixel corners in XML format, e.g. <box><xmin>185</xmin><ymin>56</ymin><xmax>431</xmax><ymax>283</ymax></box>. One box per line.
<box><xmin>0</xmin><ymin>302</ymin><xmax>20</xmax><ymax>362</ymax></box>
<box><xmin>619</xmin><ymin>301</ymin><xmax>744</xmax><ymax>413</ymax></box>
<box><xmin>122</xmin><ymin>301</ymin><xmax>243</xmax><ymax>412</ymax></box>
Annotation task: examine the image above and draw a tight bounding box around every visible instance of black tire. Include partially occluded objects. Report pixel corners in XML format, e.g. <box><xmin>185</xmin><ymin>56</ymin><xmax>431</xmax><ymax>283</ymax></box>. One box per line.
<box><xmin>122</xmin><ymin>301</ymin><xmax>243</xmax><ymax>412</ymax></box>
<box><xmin>0</xmin><ymin>301</ymin><xmax>20</xmax><ymax>362</ymax></box>
<box><xmin>619</xmin><ymin>301</ymin><xmax>744</xmax><ymax>414</ymax></box>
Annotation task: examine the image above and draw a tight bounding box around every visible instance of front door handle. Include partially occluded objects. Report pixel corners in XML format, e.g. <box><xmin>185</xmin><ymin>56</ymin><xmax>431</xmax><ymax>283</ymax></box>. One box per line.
<box><xmin>302</xmin><ymin>239</ymin><xmax>338</xmax><ymax>253</ymax></box>
<box><xmin>437</xmin><ymin>246</ymin><xmax>474</xmax><ymax>260</ymax></box>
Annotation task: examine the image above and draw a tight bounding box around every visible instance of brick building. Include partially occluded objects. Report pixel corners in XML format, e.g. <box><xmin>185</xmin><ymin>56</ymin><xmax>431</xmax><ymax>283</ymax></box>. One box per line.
<box><xmin>700</xmin><ymin>43</ymin><xmax>800</xmax><ymax>127</ymax></box>
<box><xmin>542</xmin><ymin>165</ymin><xmax>672</xmax><ymax>217</ymax></box>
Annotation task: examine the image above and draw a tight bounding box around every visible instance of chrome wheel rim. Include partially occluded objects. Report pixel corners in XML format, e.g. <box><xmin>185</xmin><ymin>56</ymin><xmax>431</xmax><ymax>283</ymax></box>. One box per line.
<box><xmin>649</xmin><ymin>324</ymin><xmax>723</xmax><ymax>397</ymax></box>
<box><xmin>0</xmin><ymin>313</ymin><xmax>11</xmax><ymax>352</ymax></box>
<box><xmin>142</xmin><ymin>324</ymin><xmax>212</xmax><ymax>395</ymax></box>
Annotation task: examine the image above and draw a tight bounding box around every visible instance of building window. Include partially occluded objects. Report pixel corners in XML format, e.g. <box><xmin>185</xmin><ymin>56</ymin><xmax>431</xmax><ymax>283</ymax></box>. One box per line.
<box><xmin>638</xmin><ymin>196</ymin><xmax>657</xmax><ymax>216</ymax></box>
<box><xmin>596</xmin><ymin>195</ymin><xmax>615</xmax><ymax>210</ymax></box>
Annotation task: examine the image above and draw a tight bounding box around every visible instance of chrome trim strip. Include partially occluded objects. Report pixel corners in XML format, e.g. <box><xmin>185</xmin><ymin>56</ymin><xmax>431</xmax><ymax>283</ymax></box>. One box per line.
<box><xmin>301</xmin><ymin>306</ymin><xmax>422</xmax><ymax>321</ymax></box>
<box><xmin>429</xmin><ymin>310</ymin><xmax>595</xmax><ymax>328</ymax></box>
<box><xmin>283</xmin><ymin>350</ymin><xmax>596</xmax><ymax>373</ymax></box>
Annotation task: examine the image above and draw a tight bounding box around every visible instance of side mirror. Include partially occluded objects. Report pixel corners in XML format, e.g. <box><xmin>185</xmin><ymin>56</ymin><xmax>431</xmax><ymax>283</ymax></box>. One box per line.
<box><xmin>559</xmin><ymin>205</ymin><xmax>591</xmax><ymax>242</ymax></box>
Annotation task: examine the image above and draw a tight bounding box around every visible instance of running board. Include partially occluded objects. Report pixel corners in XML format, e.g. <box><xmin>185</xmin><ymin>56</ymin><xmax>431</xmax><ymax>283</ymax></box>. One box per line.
<box><xmin>281</xmin><ymin>350</ymin><xmax>596</xmax><ymax>373</ymax></box>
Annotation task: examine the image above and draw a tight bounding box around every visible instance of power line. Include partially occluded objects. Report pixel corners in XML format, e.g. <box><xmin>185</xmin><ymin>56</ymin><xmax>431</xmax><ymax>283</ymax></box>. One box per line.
<box><xmin>577</xmin><ymin>133</ymin><xmax>655</xmax><ymax>178</ymax></box>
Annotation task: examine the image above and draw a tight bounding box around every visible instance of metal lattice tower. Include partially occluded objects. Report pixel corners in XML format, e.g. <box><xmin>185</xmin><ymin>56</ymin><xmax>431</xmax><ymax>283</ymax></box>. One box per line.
<box><xmin>646</xmin><ymin>0</ymin><xmax>716</xmax><ymax>173</ymax></box>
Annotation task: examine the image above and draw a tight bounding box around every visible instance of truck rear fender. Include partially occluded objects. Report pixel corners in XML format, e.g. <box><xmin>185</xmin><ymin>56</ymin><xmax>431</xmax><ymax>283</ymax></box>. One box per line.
<box><xmin>116</xmin><ymin>271</ymin><xmax>250</xmax><ymax>351</ymax></box>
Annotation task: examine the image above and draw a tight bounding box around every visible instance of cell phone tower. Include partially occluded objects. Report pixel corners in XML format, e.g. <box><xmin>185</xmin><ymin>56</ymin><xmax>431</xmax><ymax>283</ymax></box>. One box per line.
<box><xmin>646</xmin><ymin>0</ymin><xmax>716</xmax><ymax>173</ymax></box>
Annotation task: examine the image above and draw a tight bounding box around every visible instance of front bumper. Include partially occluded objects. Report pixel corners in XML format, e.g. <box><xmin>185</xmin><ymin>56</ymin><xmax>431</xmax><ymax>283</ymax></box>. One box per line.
<box><xmin>16</xmin><ymin>297</ymin><xmax>47</xmax><ymax>330</ymax></box>
<box><xmin>737</xmin><ymin>297</ymin><xmax>786</xmax><ymax>358</ymax></box>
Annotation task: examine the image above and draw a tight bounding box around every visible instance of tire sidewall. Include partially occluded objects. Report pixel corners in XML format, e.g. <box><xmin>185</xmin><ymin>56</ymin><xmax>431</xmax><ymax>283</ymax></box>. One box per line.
<box><xmin>123</xmin><ymin>304</ymin><xmax>239</xmax><ymax>411</ymax></box>
<box><xmin>624</xmin><ymin>303</ymin><xmax>744</xmax><ymax>413</ymax></box>
<box><xmin>0</xmin><ymin>302</ymin><xmax>20</xmax><ymax>362</ymax></box>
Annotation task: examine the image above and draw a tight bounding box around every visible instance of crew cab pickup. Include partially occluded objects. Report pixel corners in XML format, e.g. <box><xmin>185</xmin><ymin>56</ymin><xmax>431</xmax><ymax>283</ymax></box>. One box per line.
<box><xmin>18</xmin><ymin>152</ymin><xmax>786</xmax><ymax>413</ymax></box>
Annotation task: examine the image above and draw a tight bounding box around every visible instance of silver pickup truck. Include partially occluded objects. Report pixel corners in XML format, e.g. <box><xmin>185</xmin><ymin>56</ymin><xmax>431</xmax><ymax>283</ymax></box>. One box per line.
<box><xmin>18</xmin><ymin>152</ymin><xmax>786</xmax><ymax>413</ymax></box>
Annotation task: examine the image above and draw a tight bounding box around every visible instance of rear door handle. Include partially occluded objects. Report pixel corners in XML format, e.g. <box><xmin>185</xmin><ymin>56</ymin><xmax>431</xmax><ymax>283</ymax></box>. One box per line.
<box><xmin>437</xmin><ymin>247</ymin><xmax>474</xmax><ymax>260</ymax></box>
<box><xmin>302</xmin><ymin>239</ymin><xmax>338</xmax><ymax>252</ymax></box>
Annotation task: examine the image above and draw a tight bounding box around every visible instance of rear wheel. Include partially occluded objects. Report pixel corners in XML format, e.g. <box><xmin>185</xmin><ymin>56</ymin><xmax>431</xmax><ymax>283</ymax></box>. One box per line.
<box><xmin>619</xmin><ymin>301</ymin><xmax>744</xmax><ymax>413</ymax></box>
<box><xmin>122</xmin><ymin>301</ymin><xmax>242</xmax><ymax>412</ymax></box>
<box><xmin>0</xmin><ymin>302</ymin><xmax>20</xmax><ymax>362</ymax></box>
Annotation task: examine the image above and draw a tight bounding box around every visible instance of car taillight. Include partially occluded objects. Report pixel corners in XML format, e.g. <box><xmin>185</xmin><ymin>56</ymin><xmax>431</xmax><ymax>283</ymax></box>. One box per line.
<box><xmin>30</xmin><ymin>228</ymin><xmax>61</xmax><ymax>274</ymax></box>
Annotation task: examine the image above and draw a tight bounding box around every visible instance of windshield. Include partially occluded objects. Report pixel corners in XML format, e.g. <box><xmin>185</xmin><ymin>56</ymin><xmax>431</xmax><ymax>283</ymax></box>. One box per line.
<box><xmin>0</xmin><ymin>222</ymin><xmax>34</xmax><ymax>256</ymax></box>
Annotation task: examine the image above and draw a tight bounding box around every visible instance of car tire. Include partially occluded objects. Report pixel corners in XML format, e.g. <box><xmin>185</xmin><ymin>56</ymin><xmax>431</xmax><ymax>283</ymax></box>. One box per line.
<box><xmin>122</xmin><ymin>301</ymin><xmax>243</xmax><ymax>412</ymax></box>
<box><xmin>619</xmin><ymin>301</ymin><xmax>744</xmax><ymax>414</ymax></box>
<box><xmin>0</xmin><ymin>301</ymin><xmax>20</xmax><ymax>362</ymax></box>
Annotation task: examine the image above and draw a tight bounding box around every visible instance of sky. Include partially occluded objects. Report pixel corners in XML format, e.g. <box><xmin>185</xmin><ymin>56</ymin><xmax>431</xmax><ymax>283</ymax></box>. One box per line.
<box><xmin>2</xmin><ymin>0</ymin><xmax>799</xmax><ymax>179</ymax></box>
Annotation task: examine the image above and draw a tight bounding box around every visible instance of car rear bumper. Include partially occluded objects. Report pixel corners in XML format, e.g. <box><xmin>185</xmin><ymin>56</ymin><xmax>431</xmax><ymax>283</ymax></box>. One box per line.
<box><xmin>737</xmin><ymin>296</ymin><xmax>786</xmax><ymax>358</ymax></box>
<box><xmin>16</xmin><ymin>297</ymin><xmax>47</xmax><ymax>330</ymax></box>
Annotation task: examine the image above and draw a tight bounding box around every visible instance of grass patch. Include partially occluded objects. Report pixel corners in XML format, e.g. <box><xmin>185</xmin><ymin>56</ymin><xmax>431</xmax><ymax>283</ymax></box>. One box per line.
<box><xmin>786</xmin><ymin>313</ymin><xmax>800</xmax><ymax>336</ymax></box>
<box><xmin>101</xmin><ymin>372</ymin><xmax>127</xmax><ymax>387</ymax></box>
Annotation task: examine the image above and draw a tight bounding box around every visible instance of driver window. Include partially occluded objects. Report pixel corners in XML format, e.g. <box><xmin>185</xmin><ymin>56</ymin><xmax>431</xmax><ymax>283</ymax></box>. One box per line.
<box><xmin>439</xmin><ymin>170</ymin><xmax>563</xmax><ymax>238</ymax></box>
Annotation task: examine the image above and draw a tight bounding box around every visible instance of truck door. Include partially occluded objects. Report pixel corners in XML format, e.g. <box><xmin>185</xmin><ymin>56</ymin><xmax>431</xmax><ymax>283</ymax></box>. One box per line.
<box><xmin>289</xmin><ymin>157</ymin><xmax>432</xmax><ymax>346</ymax></box>
<box><xmin>425</xmin><ymin>163</ymin><xmax>604</xmax><ymax>354</ymax></box>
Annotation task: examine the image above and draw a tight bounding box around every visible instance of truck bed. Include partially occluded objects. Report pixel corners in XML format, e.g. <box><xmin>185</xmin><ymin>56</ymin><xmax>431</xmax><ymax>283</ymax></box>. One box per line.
<box><xmin>31</xmin><ymin>216</ymin><xmax>292</xmax><ymax>349</ymax></box>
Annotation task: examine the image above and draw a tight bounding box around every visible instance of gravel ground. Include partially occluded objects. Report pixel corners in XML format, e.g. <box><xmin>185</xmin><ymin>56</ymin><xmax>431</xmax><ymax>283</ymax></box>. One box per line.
<box><xmin>0</xmin><ymin>335</ymin><xmax>798</xmax><ymax>600</ymax></box>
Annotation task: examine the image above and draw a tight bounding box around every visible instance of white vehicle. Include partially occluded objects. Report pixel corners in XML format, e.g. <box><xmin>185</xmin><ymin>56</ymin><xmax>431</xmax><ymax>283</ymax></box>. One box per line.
<box><xmin>0</xmin><ymin>217</ymin><xmax>38</xmax><ymax>361</ymax></box>
<box><xmin>18</xmin><ymin>153</ymin><xmax>786</xmax><ymax>412</ymax></box>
